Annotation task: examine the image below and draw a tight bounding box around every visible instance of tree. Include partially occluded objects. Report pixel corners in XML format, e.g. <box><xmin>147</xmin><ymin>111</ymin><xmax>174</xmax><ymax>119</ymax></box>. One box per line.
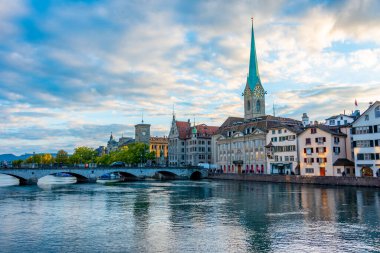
<box><xmin>41</xmin><ymin>153</ymin><xmax>54</xmax><ymax>165</ymax></box>
<box><xmin>12</xmin><ymin>159</ymin><xmax>23</xmax><ymax>168</ymax></box>
<box><xmin>56</xmin><ymin>150</ymin><xmax>69</xmax><ymax>164</ymax></box>
<box><xmin>70</xmin><ymin>146</ymin><xmax>97</xmax><ymax>164</ymax></box>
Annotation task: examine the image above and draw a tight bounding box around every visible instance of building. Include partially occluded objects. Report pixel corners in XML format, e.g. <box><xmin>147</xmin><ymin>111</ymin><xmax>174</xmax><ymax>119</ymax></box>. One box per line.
<box><xmin>212</xmin><ymin>21</ymin><xmax>304</xmax><ymax>174</ymax></box>
<box><xmin>352</xmin><ymin>101</ymin><xmax>380</xmax><ymax>177</ymax></box>
<box><xmin>168</xmin><ymin>116</ymin><xmax>218</xmax><ymax>166</ymax></box>
<box><xmin>150</xmin><ymin>136</ymin><xmax>168</xmax><ymax>165</ymax></box>
<box><xmin>325</xmin><ymin>114</ymin><xmax>355</xmax><ymax>127</ymax></box>
<box><xmin>265</xmin><ymin>125</ymin><xmax>303</xmax><ymax>175</ymax></box>
<box><xmin>298</xmin><ymin>125</ymin><xmax>354</xmax><ymax>176</ymax></box>
<box><xmin>135</xmin><ymin>121</ymin><xmax>151</xmax><ymax>145</ymax></box>
<box><xmin>243</xmin><ymin>20</ymin><xmax>265</xmax><ymax>120</ymax></box>
<box><xmin>213</xmin><ymin>116</ymin><xmax>301</xmax><ymax>174</ymax></box>
<box><xmin>106</xmin><ymin>133</ymin><xmax>119</xmax><ymax>153</ymax></box>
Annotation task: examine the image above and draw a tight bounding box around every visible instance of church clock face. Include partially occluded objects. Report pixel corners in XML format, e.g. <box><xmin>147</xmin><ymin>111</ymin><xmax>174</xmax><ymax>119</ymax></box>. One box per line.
<box><xmin>253</xmin><ymin>85</ymin><xmax>265</xmax><ymax>98</ymax></box>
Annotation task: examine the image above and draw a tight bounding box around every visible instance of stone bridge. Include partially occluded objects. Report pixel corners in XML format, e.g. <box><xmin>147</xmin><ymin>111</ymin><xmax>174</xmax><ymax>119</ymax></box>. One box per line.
<box><xmin>0</xmin><ymin>167</ymin><xmax>207</xmax><ymax>185</ymax></box>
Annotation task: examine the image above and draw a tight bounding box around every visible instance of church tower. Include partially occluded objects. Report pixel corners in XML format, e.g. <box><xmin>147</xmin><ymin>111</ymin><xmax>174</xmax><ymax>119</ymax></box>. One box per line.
<box><xmin>243</xmin><ymin>19</ymin><xmax>266</xmax><ymax>120</ymax></box>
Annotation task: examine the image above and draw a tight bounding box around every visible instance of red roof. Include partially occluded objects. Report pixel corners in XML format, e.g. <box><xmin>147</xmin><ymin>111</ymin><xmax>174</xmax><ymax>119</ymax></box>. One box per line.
<box><xmin>176</xmin><ymin>121</ymin><xmax>191</xmax><ymax>139</ymax></box>
<box><xmin>175</xmin><ymin>121</ymin><xmax>218</xmax><ymax>139</ymax></box>
<box><xmin>195</xmin><ymin>124</ymin><xmax>219</xmax><ymax>136</ymax></box>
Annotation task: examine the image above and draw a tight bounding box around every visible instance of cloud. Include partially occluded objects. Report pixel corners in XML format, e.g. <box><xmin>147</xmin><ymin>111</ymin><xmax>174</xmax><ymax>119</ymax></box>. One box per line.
<box><xmin>1</xmin><ymin>0</ymin><xmax>380</xmax><ymax>154</ymax></box>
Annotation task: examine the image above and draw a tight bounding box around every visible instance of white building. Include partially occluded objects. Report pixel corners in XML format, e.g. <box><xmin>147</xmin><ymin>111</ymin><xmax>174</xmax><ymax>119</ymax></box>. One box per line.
<box><xmin>325</xmin><ymin>114</ymin><xmax>355</xmax><ymax>127</ymax></box>
<box><xmin>298</xmin><ymin>125</ymin><xmax>354</xmax><ymax>176</ymax></box>
<box><xmin>352</xmin><ymin>101</ymin><xmax>380</xmax><ymax>177</ymax></box>
<box><xmin>265</xmin><ymin>125</ymin><xmax>303</xmax><ymax>175</ymax></box>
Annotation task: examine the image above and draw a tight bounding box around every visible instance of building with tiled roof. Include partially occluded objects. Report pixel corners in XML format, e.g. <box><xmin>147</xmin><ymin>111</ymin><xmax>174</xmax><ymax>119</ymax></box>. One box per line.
<box><xmin>168</xmin><ymin>115</ymin><xmax>219</xmax><ymax>166</ymax></box>
<box><xmin>298</xmin><ymin>124</ymin><xmax>354</xmax><ymax>176</ymax></box>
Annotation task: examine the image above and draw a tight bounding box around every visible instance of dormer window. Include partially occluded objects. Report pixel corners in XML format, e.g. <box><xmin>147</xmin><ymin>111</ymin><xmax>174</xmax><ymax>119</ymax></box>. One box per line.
<box><xmin>311</xmin><ymin>128</ymin><xmax>317</xmax><ymax>134</ymax></box>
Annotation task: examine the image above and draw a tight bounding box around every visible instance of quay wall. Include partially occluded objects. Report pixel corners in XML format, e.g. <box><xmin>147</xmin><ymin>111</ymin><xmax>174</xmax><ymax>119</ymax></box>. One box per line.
<box><xmin>208</xmin><ymin>174</ymin><xmax>380</xmax><ymax>188</ymax></box>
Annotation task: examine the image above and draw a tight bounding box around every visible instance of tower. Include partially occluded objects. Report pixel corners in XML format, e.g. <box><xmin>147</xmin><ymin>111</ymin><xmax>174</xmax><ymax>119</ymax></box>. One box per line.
<box><xmin>135</xmin><ymin>117</ymin><xmax>151</xmax><ymax>145</ymax></box>
<box><xmin>243</xmin><ymin>18</ymin><xmax>266</xmax><ymax>120</ymax></box>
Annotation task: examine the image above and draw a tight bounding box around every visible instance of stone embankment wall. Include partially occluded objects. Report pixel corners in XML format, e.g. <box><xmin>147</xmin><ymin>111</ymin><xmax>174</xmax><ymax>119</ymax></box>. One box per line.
<box><xmin>208</xmin><ymin>174</ymin><xmax>380</xmax><ymax>188</ymax></box>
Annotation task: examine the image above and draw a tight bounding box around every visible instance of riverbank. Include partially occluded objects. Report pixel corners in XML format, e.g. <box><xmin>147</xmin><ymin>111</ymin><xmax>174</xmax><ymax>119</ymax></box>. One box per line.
<box><xmin>208</xmin><ymin>173</ymin><xmax>380</xmax><ymax>188</ymax></box>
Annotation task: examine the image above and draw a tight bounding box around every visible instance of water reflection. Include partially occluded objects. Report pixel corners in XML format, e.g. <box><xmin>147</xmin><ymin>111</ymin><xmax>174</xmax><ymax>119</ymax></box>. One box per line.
<box><xmin>0</xmin><ymin>179</ymin><xmax>378</xmax><ymax>252</ymax></box>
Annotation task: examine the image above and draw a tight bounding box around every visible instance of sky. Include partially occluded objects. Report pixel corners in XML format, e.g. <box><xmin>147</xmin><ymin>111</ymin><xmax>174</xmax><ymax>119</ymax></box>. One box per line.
<box><xmin>1</xmin><ymin>0</ymin><xmax>380</xmax><ymax>155</ymax></box>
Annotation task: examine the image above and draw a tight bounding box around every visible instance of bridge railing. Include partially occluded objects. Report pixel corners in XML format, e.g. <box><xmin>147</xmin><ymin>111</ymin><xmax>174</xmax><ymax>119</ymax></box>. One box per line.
<box><xmin>1</xmin><ymin>163</ymin><xmax>204</xmax><ymax>170</ymax></box>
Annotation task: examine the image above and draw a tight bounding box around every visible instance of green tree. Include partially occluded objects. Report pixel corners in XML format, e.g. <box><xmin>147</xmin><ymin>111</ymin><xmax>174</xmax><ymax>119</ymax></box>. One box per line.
<box><xmin>70</xmin><ymin>146</ymin><xmax>97</xmax><ymax>164</ymax></box>
<box><xmin>12</xmin><ymin>159</ymin><xmax>23</xmax><ymax>168</ymax></box>
<box><xmin>96</xmin><ymin>153</ymin><xmax>112</xmax><ymax>166</ymax></box>
<box><xmin>56</xmin><ymin>150</ymin><xmax>69</xmax><ymax>164</ymax></box>
<box><xmin>125</xmin><ymin>143</ymin><xmax>150</xmax><ymax>165</ymax></box>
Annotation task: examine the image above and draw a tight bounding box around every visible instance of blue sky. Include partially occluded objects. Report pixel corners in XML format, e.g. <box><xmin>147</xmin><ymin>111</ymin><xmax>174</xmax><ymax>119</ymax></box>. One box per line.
<box><xmin>1</xmin><ymin>0</ymin><xmax>380</xmax><ymax>155</ymax></box>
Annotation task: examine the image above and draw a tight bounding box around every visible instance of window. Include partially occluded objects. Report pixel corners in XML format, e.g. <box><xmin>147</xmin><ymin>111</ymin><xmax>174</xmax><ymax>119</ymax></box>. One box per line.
<box><xmin>365</xmin><ymin>115</ymin><xmax>369</xmax><ymax>121</ymax></box>
<box><xmin>278</xmin><ymin>129</ymin><xmax>282</xmax><ymax>134</ymax></box>
<box><xmin>247</xmin><ymin>100</ymin><xmax>251</xmax><ymax>111</ymax></box>
<box><xmin>334</xmin><ymin>137</ymin><xmax>340</xmax><ymax>144</ymax></box>
<box><xmin>304</xmin><ymin>158</ymin><xmax>314</xmax><ymax>164</ymax></box>
<box><xmin>305</xmin><ymin>138</ymin><xmax>311</xmax><ymax>145</ymax></box>
<box><xmin>317</xmin><ymin>147</ymin><xmax>326</xmax><ymax>153</ymax></box>
<box><xmin>256</xmin><ymin>100</ymin><xmax>261</xmax><ymax>112</ymax></box>
<box><xmin>290</xmin><ymin>156</ymin><xmax>294</xmax><ymax>161</ymax></box>
<box><xmin>333</xmin><ymin>147</ymin><xmax>341</xmax><ymax>155</ymax></box>
<box><xmin>316</xmin><ymin>137</ymin><xmax>325</xmax><ymax>144</ymax></box>
<box><xmin>272</xmin><ymin>130</ymin><xmax>275</xmax><ymax>134</ymax></box>
<box><xmin>356</xmin><ymin>140</ymin><xmax>371</xmax><ymax>147</ymax></box>
<box><xmin>337</xmin><ymin>168</ymin><xmax>341</xmax><ymax>174</ymax></box>
<box><xmin>329</xmin><ymin>120</ymin><xmax>335</xmax><ymax>125</ymax></box>
<box><xmin>305</xmin><ymin>168</ymin><xmax>314</xmax><ymax>174</ymax></box>
<box><xmin>285</xmin><ymin>156</ymin><xmax>289</xmax><ymax>161</ymax></box>
<box><xmin>376</xmin><ymin>106</ymin><xmax>380</xmax><ymax>118</ymax></box>
<box><xmin>305</xmin><ymin>148</ymin><xmax>313</xmax><ymax>155</ymax></box>
<box><xmin>357</xmin><ymin>153</ymin><xmax>375</xmax><ymax>160</ymax></box>
<box><xmin>311</xmin><ymin>128</ymin><xmax>317</xmax><ymax>134</ymax></box>
<box><xmin>356</xmin><ymin>126</ymin><xmax>370</xmax><ymax>134</ymax></box>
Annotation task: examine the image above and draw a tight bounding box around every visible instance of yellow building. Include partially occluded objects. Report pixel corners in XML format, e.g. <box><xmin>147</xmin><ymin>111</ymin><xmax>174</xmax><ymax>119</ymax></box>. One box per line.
<box><xmin>150</xmin><ymin>137</ymin><xmax>168</xmax><ymax>165</ymax></box>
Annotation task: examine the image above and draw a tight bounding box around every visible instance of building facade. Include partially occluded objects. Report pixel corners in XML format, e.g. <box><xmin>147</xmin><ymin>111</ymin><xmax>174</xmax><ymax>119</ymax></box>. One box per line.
<box><xmin>168</xmin><ymin>116</ymin><xmax>218</xmax><ymax>166</ymax></box>
<box><xmin>150</xmin><ymin>137</ymin><xmax>168</xmax><ymax>165</ymax></box>
<box><xmin>352</xmin><ymin>101</ymin><xmax>380</xmax><ymax>177</ymax></box>
<box><xmin>265</xmin><ymin>125</ymin><xmax>302</xmax><ymax>175</ymax></box>
<box><xmin>298</xmin><ymin>125</ymin><xmax>353</xmax><ymax>176</ymax></box>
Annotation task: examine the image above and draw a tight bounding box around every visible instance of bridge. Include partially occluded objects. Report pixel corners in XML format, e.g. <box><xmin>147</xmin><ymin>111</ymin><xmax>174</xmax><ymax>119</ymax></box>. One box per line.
<box><xmin>0</xmin><ymin>167</ymin><xmax>207</xmax><ymax>185</ymax></box>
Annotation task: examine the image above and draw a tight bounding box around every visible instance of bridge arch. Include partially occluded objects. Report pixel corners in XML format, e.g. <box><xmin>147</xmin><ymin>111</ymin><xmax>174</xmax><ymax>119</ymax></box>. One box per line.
<box><xmin>46</xmin><ymin>172</ymin><xmax>89</xmax><ymax>183</ymax></box>
<box><xmin>0</xmin><ymin>173</ymin><xmax>28</xmax><ymax>185</ymax></box>
<box><xmin>190</xmin><ymin>171</ymin><xmax>202</xmax><ymax>180</ymax></box>
<box><xmin>155</xmin><ymin>171</ymin><xmax>178</xmax><ymax>180</ymax></box>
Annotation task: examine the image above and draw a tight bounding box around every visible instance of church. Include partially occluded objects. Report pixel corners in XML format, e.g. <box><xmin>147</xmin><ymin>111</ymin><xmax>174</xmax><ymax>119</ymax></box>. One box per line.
<box><xmin>211</xmin><ymin>21</ymin><xmax>302</xmax><ymax>174</ymax></box>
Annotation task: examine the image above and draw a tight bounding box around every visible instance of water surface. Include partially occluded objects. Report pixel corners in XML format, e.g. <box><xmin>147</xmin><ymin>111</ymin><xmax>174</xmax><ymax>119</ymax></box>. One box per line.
<box><xmin>0</xmin><ymin>175</ymin><xmax>379</xmax><ymax>252</ymax></box>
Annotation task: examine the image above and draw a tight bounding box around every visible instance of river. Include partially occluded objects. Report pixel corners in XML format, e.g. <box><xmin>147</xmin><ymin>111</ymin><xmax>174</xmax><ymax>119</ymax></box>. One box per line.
<box><xmin>0</xmin><ymin>174</ymin><xmax>379</xmax><ymax>252</ymax></box>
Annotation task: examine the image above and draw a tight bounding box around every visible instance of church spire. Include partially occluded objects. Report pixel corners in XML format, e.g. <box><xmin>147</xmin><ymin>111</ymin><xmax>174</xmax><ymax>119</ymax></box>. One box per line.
<box><xmin>247</xmin><ymin>17</ymin><xmax>261</xmax><ymax>91</ymax></box>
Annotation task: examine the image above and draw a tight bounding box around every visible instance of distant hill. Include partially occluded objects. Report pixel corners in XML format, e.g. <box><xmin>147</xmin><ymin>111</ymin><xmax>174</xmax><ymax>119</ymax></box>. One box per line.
<box><xmin>0</xmin><ymin>153</ymin><xmax>56</xmax><ymax>162</ymax></box>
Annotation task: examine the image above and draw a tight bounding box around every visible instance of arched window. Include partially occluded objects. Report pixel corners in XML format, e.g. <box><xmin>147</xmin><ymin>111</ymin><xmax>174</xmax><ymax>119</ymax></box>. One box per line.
<box><xmin>375</xmin><ymin>106</ymin><xmax>380</xmax><ymax>118</ymax></box>
<box><xmin>247</xmin><ymin>100</ymin><xmax>251</xmax><ymax>111</ymax></box>
<box><xmin>256</xmin><ymin>100</ymin><xmax>261</xmax><ymax>112</ymax></box>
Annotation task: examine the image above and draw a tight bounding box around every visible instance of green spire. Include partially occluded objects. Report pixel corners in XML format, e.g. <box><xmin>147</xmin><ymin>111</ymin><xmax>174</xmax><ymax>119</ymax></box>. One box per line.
<box><xmin>247</xmin><ymin>19</ymin><xmax>261</xmax><ymax>91</ymax></box>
